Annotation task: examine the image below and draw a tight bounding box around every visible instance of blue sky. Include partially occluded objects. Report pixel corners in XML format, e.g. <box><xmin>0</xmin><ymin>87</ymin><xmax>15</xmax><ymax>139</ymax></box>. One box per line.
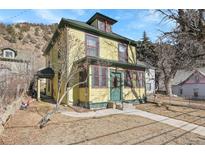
<box><xmin>0</xmin><ymin>9</ymin><xmax>175</xmax><ymax>42</ymax></box>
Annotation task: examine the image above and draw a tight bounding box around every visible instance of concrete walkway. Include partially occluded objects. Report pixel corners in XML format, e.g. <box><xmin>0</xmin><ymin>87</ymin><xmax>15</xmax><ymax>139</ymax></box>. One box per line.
<box><xmin>61</xmin><ymin>108</ymin><xmax>205</xmax><ymax>137</ymax></box>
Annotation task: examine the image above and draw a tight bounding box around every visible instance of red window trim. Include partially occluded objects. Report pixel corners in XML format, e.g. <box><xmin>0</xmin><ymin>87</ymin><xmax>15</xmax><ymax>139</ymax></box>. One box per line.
<box><xmin>124</xmin><ymin>70</ymin><xmax>132</xmax><ymax>88</ymax></box>
<box><xmin>92</xmin><ymin>65</ymin><xmax>108</xmax><ymax>88</ymax></box>
<box><xmin>85</xmin><ymin>33</ymin><xmax>99</xmax><ymax>57</ymax></box>
<box><xmin>97</xmin><ymin>19</ymin><xmax>112</xmax><ymax>32</ymax></box>
<box><xmin>136</xmin><ymin>71</ymin><xmax>145</xmax><ymax>88</ymax></box>
<box><xmin>124</xmin><ymin>70</ymin><xmax>145</xmax><ymax>88</ymax></box>
<box><xmin>98</xmin><ymin>20</ymin><xmax>106</xmax><ymax>32</ymax></box>
<box><xmin>118</xmin><ymin>43</ymin><xmax>128</xmax><ymax>63</ymax></box>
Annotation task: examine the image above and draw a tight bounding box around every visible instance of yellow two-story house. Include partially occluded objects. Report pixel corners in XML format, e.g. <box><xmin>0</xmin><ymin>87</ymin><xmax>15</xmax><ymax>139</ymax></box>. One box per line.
<box><xmin>42</xmin><ymin>12</ymin><xmax>147</xmax><ymax>109</ymax></box>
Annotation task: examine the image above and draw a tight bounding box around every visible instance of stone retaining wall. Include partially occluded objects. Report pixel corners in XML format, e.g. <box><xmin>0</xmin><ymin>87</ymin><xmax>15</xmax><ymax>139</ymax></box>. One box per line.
<box><xmin>0</xmin><ymin>96</ymin><xmax>22</xmax><ymax>135</ymax></box>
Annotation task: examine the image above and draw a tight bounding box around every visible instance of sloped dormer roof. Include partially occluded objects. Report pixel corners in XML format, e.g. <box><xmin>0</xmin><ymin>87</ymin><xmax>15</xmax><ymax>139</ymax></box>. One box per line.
<box><xmin>86</xmin><ymin>12</ymin><xmax>117</xmax><ymax>25</ymax></box>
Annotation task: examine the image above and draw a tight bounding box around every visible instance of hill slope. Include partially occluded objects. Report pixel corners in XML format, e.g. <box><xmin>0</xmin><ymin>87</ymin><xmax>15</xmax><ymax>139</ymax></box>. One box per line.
<box><xmin>0</xmin><ymin>22</ymin><xmax>57</xmax><ymax>72</ymax></box>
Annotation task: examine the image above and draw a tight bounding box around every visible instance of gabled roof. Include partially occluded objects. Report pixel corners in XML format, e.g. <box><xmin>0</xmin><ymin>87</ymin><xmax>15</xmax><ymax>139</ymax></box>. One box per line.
<box><xmin>36</xmin><ymin>67</ymin><xmax>55</xmax><ymax>79</ymax></box>
<box><xmin>86</xmin><ymin>12</ymin><xmax>118</xmax><ymax>25</ymax></box>
<box><xmin>44</xmin><ymin>16</ymin><xmax>137</xmax><ymax>55</ymax></box>
<box><xmin>172</xmin><ymin>68</ymin><xmax>205</xmax><ymax>86</ymax></box>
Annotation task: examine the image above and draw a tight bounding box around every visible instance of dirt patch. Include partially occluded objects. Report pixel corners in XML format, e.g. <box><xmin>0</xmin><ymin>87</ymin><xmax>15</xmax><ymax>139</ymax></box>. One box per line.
<box><xmin>1</xmin><ymin>102</ymin><xmax>205</xmax><ymax>144</ymax></box>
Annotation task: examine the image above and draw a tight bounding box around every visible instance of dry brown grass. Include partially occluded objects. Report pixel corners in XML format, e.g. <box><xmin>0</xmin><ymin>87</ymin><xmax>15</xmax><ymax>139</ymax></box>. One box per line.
<box><xmin>1</xmin><ymin>101</ymin><xmax>205</xmax><ymax>145</ymax></box>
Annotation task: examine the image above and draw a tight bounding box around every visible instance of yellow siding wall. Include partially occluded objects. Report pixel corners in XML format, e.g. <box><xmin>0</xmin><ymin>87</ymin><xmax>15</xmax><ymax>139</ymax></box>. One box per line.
<box><xmin>45</xmin><ymin>28</ymin><xmax>68</xmax><ymax>104</ymax></box>
<box><xmin>66</xmin><ymin>28</ymin><xmax>86</xmax><ymax>104</ymax></box>
<box><xmin>100</xmin><ymin>37</ymin><xmax>118</xmax><ymax>61</ymax></box>
<box><xmin>79</xmin><ymin>88</ymin><xmax>89</xmax><ymax>102</ymax></box>
<box><xmin>128</xmin><ymin>45</ymin><xmax>137</xmax><ymax>64</ymax></box>
<box><xmin>46</xmin><ymin>26</ymin><xmax>144</xmax><ymax>105</ymax></box>
<box><xmin>123</xmin><ymin>88</ymin><xmax>145</xmax><ymax>100</ymax></box>
<box><xmin>46</xmin><ymin>54</ymin><xmax>52</xmax><ymax>96</ymax></box>
<box><xmin>66</xmin><ymin>26</ymin><xmax>137</xmax><ymax>63</ymax></box>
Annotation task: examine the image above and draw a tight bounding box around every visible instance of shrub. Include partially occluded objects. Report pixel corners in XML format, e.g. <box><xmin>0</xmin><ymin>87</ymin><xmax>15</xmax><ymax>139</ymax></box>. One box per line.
<box><xmin>20</xmin><ymin>24</ymin><xmax>30</xmax><ymax>32</ymax></box>
<box><xmin>18</xmin><ymin>31</ymin><xmax>24</xmax><ymax>40</ymax></box>
<box><xmin>34</xmin><ymin>27</ymin><xmax>40</xmax><ymax>36</ymax></box>
<box><xmin>43</xmin><ymin>33</ymin><xmax>50</xmax><ymax>41</ymax></box>
<box><xmin>6</xmin><ymin>25</ymin><xmax>16</xmax><ymax>37</ymax></box>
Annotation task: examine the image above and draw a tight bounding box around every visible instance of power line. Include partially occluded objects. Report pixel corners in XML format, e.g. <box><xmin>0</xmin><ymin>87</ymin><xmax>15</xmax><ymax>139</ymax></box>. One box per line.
<box><xmin>3</xmin><ymin>9</ymin><xmax>32</xmax><ymax>22</ymax></box>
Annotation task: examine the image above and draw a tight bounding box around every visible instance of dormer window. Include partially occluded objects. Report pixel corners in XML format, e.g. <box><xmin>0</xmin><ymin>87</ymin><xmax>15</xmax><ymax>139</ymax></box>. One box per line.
<box><xmin>2</xmin><ymin>48</ymin><xmax>17</xmax><ymax>59</ymax></box>
<box><xmin>106</xmin><ymin>23</ymin><xmax>111</xmax><ymax>32</ymax></box>
<box><xmin>97</xmin><ymin>20</ymin><xmax>112</xmax><ymax>32</ymax></box>
<box><xmin>98</xmin><ymin>20</ymin><xmax>105</xmax><ymax>31</ymax></box>
<box><xmin>86</xmin><ymin>12</ymin><xmax>117</xmax><ymax>33</ymax></box>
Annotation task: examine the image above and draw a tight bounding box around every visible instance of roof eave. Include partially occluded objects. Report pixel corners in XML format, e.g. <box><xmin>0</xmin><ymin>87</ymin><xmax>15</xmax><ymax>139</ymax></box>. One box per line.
<box><xmin>43</xmin><ymin>18</ymin><xmax>137</xmax><ymax>55</ymax></box>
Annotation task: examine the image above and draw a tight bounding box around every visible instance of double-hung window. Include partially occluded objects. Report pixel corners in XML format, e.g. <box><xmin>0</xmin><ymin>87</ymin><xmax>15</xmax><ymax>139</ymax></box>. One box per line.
<box><xmin>118</xmin><ymin>43</ymin><xmax>128</xmax><ymax>62</ymax></box>
<box><xmin>98</xmin><ymin>20</ymin><xmax>106</xmax><ymax>31</ymax></box>
<box><xmin>136</xmin><ymin>71</ymin><xmax>145</xmax><ymax>88</ymax></box>
<box><xmin>86</xmin><ymin>34</ymin><xmax>99</xmax><ymax>57</ymax></box>
<box><xmin>92</xmin><ymin>65</ymin><xmax>108</xmax><ymax>88</ymax></box>
<box><xmin>124</xmin><ymin>71</ymin><xmax>132</xmax><ymax>87</ymax></box>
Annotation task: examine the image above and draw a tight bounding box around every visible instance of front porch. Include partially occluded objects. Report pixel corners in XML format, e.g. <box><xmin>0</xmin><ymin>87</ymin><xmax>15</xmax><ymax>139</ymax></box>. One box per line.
<box><xmin>35</xmin><ymin>67</ymin><xmax>55</xmax><ymax>101</ymax></box>
<box><xmin>74</xmin><ymin>56</ymin><xmax>147</xmax><ymax>110</ymax></box>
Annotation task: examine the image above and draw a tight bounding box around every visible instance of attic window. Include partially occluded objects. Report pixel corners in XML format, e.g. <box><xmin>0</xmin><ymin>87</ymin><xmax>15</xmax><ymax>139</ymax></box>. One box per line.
<box><xmin>97</xmin><ymin>20</ymin><xmax>112</xmax><ymax>32</ymax></box>
<box><xmin>98</xmin><ymin>20</ymin><xmax>105</xmax><ymax>31</ymax></box>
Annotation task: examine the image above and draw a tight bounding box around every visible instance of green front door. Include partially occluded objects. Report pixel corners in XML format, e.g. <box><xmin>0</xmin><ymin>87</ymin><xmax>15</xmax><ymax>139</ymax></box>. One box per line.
<box><xmin>110</xmin><ymin>72</ymin><xmax>122</xmax><ymax>101</ymax></box>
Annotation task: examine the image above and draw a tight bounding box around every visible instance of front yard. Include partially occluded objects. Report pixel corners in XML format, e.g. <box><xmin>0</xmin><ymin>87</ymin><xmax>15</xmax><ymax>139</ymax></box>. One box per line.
<box><xmin>1</xmin><ymin>101</ymin><xmax>205</xmax><ymax>144</ymax></box>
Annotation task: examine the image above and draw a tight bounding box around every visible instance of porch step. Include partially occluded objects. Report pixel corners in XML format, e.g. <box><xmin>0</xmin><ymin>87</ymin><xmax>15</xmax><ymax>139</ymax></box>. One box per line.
<box><xmin>122</xmin><ymin>103</ymin><xmax>136</xmax><ymax>110</ymax></box>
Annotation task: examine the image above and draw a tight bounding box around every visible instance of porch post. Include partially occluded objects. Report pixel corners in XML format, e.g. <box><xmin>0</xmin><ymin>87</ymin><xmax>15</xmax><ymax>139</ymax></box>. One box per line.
<box><xmin>37</xmin><ymin>78</ymin><xmax>41</xmax><ymax>101</ymax></box>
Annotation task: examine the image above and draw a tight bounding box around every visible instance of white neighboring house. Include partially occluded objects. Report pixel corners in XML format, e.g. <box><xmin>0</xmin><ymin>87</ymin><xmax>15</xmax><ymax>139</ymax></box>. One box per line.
<box><xmin>138</xmin><ymin>61</ymin><xmax>155</xmax><ymax>95</ymax></box>
<box><xmin>172</xmin><ymin>68</ymin><xmax>205</xmax><ymax>100</ymax></box>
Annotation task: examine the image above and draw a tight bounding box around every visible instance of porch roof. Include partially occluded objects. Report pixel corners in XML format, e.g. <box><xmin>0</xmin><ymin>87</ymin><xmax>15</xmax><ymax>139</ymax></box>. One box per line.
<box><xmin>75</xmin><ymin>56</ymin><xmax>147</xmax><ymax>70</ymax></box>
<box><xmin>36</xmin><ymin>67</ymin><xmax>55</xmax><ymax>79</ymax></box>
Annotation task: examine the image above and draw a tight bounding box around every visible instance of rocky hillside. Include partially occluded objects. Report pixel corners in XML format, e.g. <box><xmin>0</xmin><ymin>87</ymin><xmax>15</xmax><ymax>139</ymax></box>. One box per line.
<box><xmin>0</xmin><ymin>22</ymin><xmax>58</xmax><ymax>72</ymax></box>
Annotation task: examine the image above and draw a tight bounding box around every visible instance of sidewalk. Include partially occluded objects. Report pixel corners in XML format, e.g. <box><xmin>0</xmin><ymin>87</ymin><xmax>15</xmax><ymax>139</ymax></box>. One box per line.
<box><xmin>61</xmin><ymin>108</ymin><xmax>205</xmax><ymax>137</ymax></box>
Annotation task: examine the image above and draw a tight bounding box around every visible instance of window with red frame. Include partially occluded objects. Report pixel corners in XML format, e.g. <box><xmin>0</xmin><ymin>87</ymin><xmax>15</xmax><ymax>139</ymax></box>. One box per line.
<box><xmin>98</xmin><ymin>20</ymin><xmax>106</xmax><ymax>31</ymax></box>
<box><xmin>98</xmin><ymin>20</ymin><xmax>112</xmax><ymax>32</ymax></box>
<box><xmin>92</xmin><ymin>65</ymin><xmax>108</xmax><ymax>88</ymax></box>
<box><xmin>86</xmin><ymin>34</ymin><xmax>99</xmax><ymax>57</ymax></box>
<box><xmin>106</xmin><ymin>23</ymin><xmax>111</xmax><ymax>32</ymax></box>
<box><xmin>124</xmin><ymin>71</ymin><xmax>132</xmax><ymax>87</ymax></box>
<box><xmin>136</xmin><ymin>71</ymin><xmax>145</xmax><ymax>88</ymax></box>
<box><xmin>118</xmin><ymin>43</ymin><xmax>128</xmax><ymax>62</ymax></box>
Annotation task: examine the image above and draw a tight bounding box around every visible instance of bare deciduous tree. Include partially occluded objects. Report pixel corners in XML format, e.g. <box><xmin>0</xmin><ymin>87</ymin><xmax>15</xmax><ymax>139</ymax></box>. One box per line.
<box><xmin>154</xmin><ymin>9</ymin><xmax>205</xmax><ymax>96</ymax></box>
<box><xmin>39</xmin><ymin>28</ymin><xmax>88</xmax><ymax>128</ymax></box>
